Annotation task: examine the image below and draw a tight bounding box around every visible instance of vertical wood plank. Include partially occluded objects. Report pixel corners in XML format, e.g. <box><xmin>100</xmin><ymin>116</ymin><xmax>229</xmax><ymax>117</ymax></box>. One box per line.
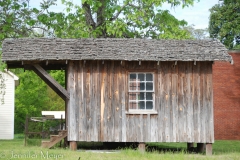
<box><xmin>142</xmin><ymin>115</ymin><xmax>147</xmax><ymax>142</ymax></box>
<box><xmin>78</xmin><ymin>61</ymin><xmax>84</xmax><ymax>141</ymax></box>
<box><xmin>92</xmin><ymin>61</ymin><xmax>98</xmax><ymax>141</ymax></box>
<box><xmin>134</xmin><ymin>115</ymin><xmax>138</xmax><ymax>142</ymax></box>
<box><xmin>104</xmin><ymin>61</ymin><xmax>110</xmax><ymax>141</ymax></box>
<box><xmin>150</xmin><ymin>115</ymin><xmax>158</xmax><ymax>142</ymax></box>
<box><xmin>193</xmin><ymin>62</ymin><xmax>201</xmax><ymax>142</ymax></box>
<box><xmin>121</xmin><ymin>61</ymin><xmax>126</xmax><ymax>142</ymax></box>
<box><xmin>106</xmin><ymin>61</ymin><xmax>112</xmax><ymax>141</ymax></box>
<box><xmin>139</xmin><ymin>114</ymin><xmax>143</xmax><ymax>142</ymax></box>
<box><xmin>100</xmin><ymin>61</ymin><xmax>107</xmax><ymax>141</ymax></box>
<box><xmin>126</xmin><ymin>115</ymin><xmax>130</xmax><ymax>142</ymax></box>
<box><xmin>163</xmin><ymin>62</ymin><xmax>170</xmax><ymax>142</ymax></box>
<box><xmin>157</xmin><ymin>62</ymin><xmax>163</xmax><ymax>142</ymax></box>
<box><xmin>114</xmin><ymin>61</ymin><xmax>120</xmax><ymax>142</ymax></box>
<box><xmin>186</xmin><ymin>62</ymin><xmax>193</xmax><ymax>142</ymax></box>
<box><xmin>74</xmin><ymin>61</ymin><xmax>80</xmax><ymax>142</ymax></box>
<box><xmin>178</xmin><ymin>63</ymin><xmax>184</xmax><ymax>142</ymax></box>
<box><xmin>178</xmin><ymin>62</ymin><xmax>186</xmax><ymax>142</ymax></box>
<box><xmin>67</xmin><ymin>61</ymin><xmax>77</xmax><ymax>141</ymax></box>
<box><xmin>110</xmin><ymin>61</ymin><xmax>115</xmax><ymax>141</ymax></box>
<box><xmin>136</xmin><ymin>114</ymin><xmax>140</xmax><ymax>142</ymax></box>
<box><xmin>83</xmin><ymin>61</ymin><xmax>88</xmax><ymax>141</ymax></box>
<box><xmin>85</xmin><ymin>61</ymin><xmax>91</xmax><ymax>141</ymax></box>
<box><xmin>168</xmin><ymin>62</ymin><xmax>173</xmax><ymax>142</ymax></box>
<box><xmin>98</xmin><ymin>61</ymin><xmax>102</xmax><ymax>141</ymax></box>
<box><xmin>206</xmin><ymin>62</ymin><xmax>214</xmax><ymax>143</ymax></box>
<box><xmin>182</xmin><ymin>62</ymin><xmax>188</xmax><ymax>142</ymax></box>
<box><xmin>147</xmin><ymin>114</ymin><xmax>151</xmax><ymax>142</ymax></box>
<box><xmin>171</xmin><ymin>62</ymin><xmax>178</xmax><ymax>142</ymax></box>
<box><xmin>200</xmin><ymin>62</ymin><xmax>206</xmax><ymax>143</ymax></box>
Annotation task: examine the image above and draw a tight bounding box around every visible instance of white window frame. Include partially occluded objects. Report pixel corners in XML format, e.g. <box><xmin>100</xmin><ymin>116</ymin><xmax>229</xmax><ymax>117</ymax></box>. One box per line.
<box><xmin>127</xmin><ymin>72</ymin><xmax>157</xmax><ymax>114</ymax></box>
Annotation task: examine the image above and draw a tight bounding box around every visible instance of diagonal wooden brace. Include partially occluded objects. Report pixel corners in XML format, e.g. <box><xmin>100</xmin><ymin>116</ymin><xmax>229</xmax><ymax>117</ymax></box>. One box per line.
<box><xmin>32</xmin><ymin>64</ymin><xmax>69</xmax><ymax>101</ymax></box>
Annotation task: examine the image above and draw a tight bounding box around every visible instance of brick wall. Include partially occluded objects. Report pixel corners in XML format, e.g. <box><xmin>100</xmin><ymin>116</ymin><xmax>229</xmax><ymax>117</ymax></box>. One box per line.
<box><xmin>213</xmin><ymin>51</ymin><xmax>240</xmax><ymax>140</ymax></box>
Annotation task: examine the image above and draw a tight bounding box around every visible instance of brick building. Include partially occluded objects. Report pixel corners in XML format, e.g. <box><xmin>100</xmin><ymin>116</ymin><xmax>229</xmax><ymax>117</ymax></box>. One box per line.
<box><xmin>213</xmin><ymin>50</ymin><xmax>240</xmax><ymax>140</ymax></box>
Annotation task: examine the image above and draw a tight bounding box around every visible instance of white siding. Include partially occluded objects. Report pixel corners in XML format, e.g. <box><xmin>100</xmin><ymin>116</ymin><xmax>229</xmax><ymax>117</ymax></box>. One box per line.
<box><xmin>0</xmin><ymin>71</ymin><xmax>17</xmax><ymax>139</ymax></box>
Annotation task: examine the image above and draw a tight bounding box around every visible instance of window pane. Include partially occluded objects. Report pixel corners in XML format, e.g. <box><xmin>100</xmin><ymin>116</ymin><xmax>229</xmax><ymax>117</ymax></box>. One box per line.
<box><xmin>146</xmin><ymin>101</ymin><xmax>153</xmax><ymax>109</ymax></box>
<box><xmin>129</xmin><ymin>82</ymin><xmax>137</xmax><ymax>91</ymax></box>
<box><xmin>129</xmin><ymin>93</ymin><xmax>136</xmax><ymax>100</ymax></box>
<box><xmin>139</xmin><ymin>92</ymin><xmax>144</xmax><ymax>100</ymax></box>
<box><xmin>129</xmin><ymin>102</ymin><xmax>138</xmax><ymax>109</ymax></box>
<box><xmin>146</xmin><ymin>82</ymin><xmax>153</xmax><ymax>90</ymax></box>
<box><xmin>140</xmin><ymin>82</ymin><xmax>145</xmax><ymax>90</ymax></box>
<box><xmin>130</xmin><ymin>74</ymin><xmax>136</xmax><ymax>81</ymax></box>
<box><xmin>139</xmin><ymin>101</ymin><xmax>145</xmax><ymax>109</ymax></box>
<box><xmin>146</xmin><ymin>74</ymin><xmax>153</xmax><ymax>81</ymax></box>
<box><xmin>146</xmin><ymin>92</ymin><xmax>153</xmax><ymax>100</ymax></box>
<box><xmin>138</xmin><ymin>74</ymin><xmax>144</xmax><ymax>81</ymax></box>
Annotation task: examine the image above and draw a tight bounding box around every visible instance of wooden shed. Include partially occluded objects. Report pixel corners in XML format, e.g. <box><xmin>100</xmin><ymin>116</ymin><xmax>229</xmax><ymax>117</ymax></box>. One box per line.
<box><xmin>2</xmin><ymin>38</ymin><xmax>232</xmax><ymax>154</ymax></box>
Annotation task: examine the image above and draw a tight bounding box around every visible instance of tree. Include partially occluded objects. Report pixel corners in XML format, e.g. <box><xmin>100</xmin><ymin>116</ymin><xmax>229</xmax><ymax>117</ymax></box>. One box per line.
<box><xmin>0</xmin><ymin>0</ymin><xmax>200</xmax><ymax>48</ymax></box>
<box><xmin>0</xmin><ymin>0</ymin><xmax>57</xmax><ymax>44</ymax></box>
<box><xmin>209</xmin><ymin>0</ymin><xmax>240</xmax><ymax>49</ymax></box>
<box><xmin>14</xmin><ymin>69</ymin><xmax>65</xmax><ymax>133</ymax></box>
<box><xmin>0</xmin><ymin>0</ymin><xmax>58</xmax><ymax>70</ymax></box>
<box><xmin>36</xmin><ymin>0</ymin><xmax>199</xmax><ymax>39</ymax></box>
<box><xmin>184</xmin><ymin>25</ymin><xmax>209</xmax><ymax>40</ymax></box>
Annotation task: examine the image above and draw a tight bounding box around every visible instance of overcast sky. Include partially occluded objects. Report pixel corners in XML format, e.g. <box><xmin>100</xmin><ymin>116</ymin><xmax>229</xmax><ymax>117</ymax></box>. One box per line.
<box><xmin>30</xmin><ymin>0</ymin><xmax>220</xmax><ymax>29</ymax></box>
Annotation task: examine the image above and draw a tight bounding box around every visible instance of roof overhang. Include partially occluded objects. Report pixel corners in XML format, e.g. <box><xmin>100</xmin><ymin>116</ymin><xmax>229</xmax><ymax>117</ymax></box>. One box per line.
<box><xmin>2</xmin><ymin>38</ymin><xmax>233</xmax><ymax>69</ymax></box>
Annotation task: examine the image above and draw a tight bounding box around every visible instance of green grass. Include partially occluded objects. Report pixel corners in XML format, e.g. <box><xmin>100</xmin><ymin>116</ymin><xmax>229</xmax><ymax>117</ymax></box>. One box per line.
<box><xmin>0</xmin><ymin>135</ymin><xmax>239</xmax><ymax>160</ymax></box>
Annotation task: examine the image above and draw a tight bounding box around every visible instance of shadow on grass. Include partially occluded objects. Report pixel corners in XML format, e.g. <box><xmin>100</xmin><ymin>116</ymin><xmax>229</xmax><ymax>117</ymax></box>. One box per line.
<box><xmin>76</xmin><ymin>142</ymin><xmax>197</xmax><ymax>154</ymax></box>
<box><xmin>146</xmin><ymin>145</ymin><xmax>184</xmax><ymax>153</ymax></box>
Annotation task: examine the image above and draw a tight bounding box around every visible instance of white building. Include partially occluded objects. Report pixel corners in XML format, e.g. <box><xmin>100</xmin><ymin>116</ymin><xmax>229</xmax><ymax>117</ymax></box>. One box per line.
<box><xmin>0</xmin><ymin>70</ymin><xmax>19</xmax><ymax>139</ymax></box>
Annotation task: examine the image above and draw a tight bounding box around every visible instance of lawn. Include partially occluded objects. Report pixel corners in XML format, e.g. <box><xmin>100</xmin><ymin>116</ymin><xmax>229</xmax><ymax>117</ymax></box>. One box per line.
<box><xmin>0</xmin><ymin>135</ymin><xmax>239</xmax><ymax>160</ymax></box>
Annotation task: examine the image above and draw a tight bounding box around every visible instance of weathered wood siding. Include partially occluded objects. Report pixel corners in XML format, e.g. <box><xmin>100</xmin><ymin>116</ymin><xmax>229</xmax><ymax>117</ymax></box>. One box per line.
<box><xmin>67</xmin><ymin>61</ymin><xmax>214</xmax><ymax>143</ymax></box>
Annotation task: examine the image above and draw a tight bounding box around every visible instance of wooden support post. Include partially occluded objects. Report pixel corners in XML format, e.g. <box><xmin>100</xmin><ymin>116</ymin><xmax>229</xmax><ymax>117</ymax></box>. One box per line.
<box><xmin>24</xmin><ymin>115</ymin><xmax>29</xmax><ymax>146</ymax></box>
<box><xmin>70</xmin><ymin>141</ymin><xmax>77</xmax><ymax>151</ymax></box>
<box><xmin>138</xmin><ymin>143</ymin><xmax>145</xmax><ymax>152</ymax></box>
<box><xmin>187</xmin><ymin>143</ymin><xmax>194</xmax><ymax>150</ymax></box>
<box><xmin>64</xmin><ymin>67</ymin><xmax>69</xmax><ymax>148</ymax></box>
<box><xmin>206</xmin><ymin>143</ymin><xmax>212</xmax><ymax>155</ymax></box>
<box><xmin>197</xmin><ymin>143</ymin><xmax>205</xmax><ymax>153</ymax></box>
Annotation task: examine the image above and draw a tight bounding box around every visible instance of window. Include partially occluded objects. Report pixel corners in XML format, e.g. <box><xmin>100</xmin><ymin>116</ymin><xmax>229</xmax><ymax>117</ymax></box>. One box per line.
<box><xmin>128</xmin><ymin>73</ymin><xmax>154</xmax><ymax>111</ymax></box>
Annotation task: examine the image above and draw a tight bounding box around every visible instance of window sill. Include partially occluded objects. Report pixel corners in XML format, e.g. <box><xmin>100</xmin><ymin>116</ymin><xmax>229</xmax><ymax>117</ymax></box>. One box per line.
<box><xmin>125</xmin><ymin>110</ymin><xmax>158</xmax><ymax>115</ymax></box>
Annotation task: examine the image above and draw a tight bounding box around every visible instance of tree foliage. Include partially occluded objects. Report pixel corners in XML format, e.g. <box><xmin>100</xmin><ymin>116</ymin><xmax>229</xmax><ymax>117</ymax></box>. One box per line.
<box><xmin>40</xmin><ymin>0</ymin><xmax>198</xmax><ymax>39</ymax></box>
<box><xmin>184</xmin><ymin>25</ymin><xmax>209</xmax><ymax>39</ymax></box>
<box><xmin>209</xmin><ymin>0</ymin><xmax>240</xmax><ymax>49</ymax></box>
<box><xmin>14</xmin><ymin>69</ymin><xmax>65</xmax><ymax>133</ymax></box>
<box><xmin>0</xmin><ymin>0</ymin><xmax>199</xmax><ymax>44</ymax></box>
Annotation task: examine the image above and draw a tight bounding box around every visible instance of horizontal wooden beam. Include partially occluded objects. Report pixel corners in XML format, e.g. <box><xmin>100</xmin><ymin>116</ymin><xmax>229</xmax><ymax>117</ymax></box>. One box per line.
<box><xmin>32</xmin><ymin>64</ymin><xmax>69</xmax><ymax>101</ymax></box>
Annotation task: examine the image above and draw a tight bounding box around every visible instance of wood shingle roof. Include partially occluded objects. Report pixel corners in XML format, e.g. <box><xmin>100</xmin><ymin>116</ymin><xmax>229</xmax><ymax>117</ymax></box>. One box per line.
<box><xmin>2</xmin><ymin>38</ymin><xmax>232</xmax><ymax>63</ymax></box>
